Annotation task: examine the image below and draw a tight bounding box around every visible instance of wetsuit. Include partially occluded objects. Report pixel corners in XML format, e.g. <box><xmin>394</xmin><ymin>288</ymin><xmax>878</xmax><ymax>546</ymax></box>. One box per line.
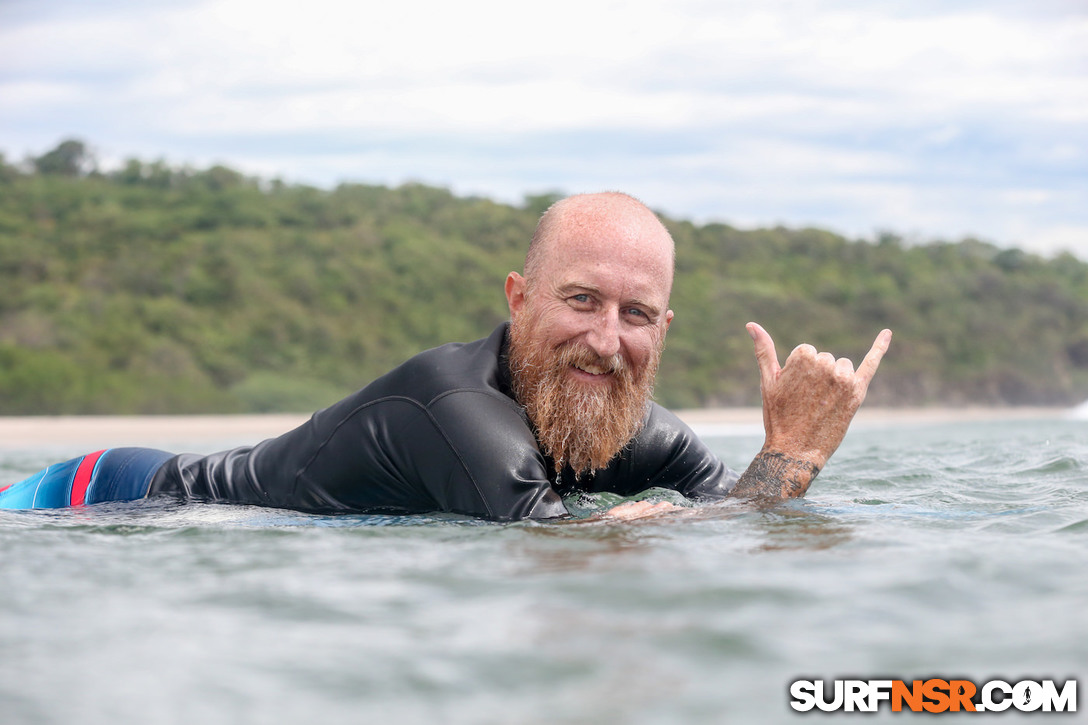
<box><xmin>1</xmin><ymin>324</ymin><xmax>738</xmax><ymax>520</ymax></box>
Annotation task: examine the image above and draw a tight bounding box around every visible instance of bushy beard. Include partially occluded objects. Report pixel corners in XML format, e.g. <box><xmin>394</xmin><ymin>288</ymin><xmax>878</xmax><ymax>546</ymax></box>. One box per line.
<box><xmin>508</xmin><ymin>318</ymin><xmax>661</xmax><ymax>478</ymax></box>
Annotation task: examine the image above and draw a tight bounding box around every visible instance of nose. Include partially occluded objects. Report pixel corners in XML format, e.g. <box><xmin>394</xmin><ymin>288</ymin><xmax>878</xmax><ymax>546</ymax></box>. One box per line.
<box><xmin>584</xmin><ymin>308</ymin><xmax>621</xmax><ymax>359</ymax></box>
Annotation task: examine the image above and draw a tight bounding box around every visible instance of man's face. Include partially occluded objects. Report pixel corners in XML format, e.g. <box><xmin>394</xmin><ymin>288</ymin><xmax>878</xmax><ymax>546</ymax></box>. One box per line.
<box><xmin>505</xmin><ymin>204</ymin><xmax>674</xmax><ymax>476</ymax></box>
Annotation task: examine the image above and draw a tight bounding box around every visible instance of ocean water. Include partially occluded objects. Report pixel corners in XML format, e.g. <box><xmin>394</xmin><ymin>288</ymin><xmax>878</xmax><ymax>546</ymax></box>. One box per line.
<box><xmin>1</xmin><ymin>417</ymin><xmax>1085</xmax><ymax>724</ymax></box>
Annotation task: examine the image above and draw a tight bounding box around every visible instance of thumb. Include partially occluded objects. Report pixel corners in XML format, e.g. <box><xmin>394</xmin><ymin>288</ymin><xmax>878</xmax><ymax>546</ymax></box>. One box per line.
<box><xmin>747</xmin><ymin>322</ymin><xmax>780</xmax><ymax>390</ymax></box>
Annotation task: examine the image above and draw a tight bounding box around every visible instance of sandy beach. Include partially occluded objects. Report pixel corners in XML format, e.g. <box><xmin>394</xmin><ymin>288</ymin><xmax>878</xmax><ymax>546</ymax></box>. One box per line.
<box><xmin>0</xmin><ymin>407</ymin><xmax>1074</xmax><ymax>450</ymax></box>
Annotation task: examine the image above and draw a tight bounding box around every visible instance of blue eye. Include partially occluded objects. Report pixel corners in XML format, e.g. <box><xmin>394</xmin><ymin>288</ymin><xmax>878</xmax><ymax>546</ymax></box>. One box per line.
<box><xmin>625</xmin><ymin>307</ymin><xmax>655</xmax><ymax>325</ymax></box>
<box><xmin>568</xmin><ymin>294</ymin><xmax>594</xmax><ymax>308</ymax></box>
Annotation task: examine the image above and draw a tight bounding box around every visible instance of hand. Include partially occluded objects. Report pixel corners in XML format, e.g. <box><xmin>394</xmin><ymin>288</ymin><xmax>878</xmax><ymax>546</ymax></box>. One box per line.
<box><xmin>602</xmin><ymin>500</ymin><xmax>678</xmax><ymax>520</ymax></box>
<box><xmin>731</xmin><ymin>323</ymin><xmax>892</xmax><ymax>499</ymax></box>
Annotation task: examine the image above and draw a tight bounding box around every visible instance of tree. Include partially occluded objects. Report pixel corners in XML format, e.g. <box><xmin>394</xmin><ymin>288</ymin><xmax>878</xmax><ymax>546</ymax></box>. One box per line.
<box><xmin>0</xmin><ymin>153</ymin><xmax>20</xmax><ymax>183</ymax></box>
<box><xmin>33</xmin><ymin>139</ymin><xmax>94</xmax><ymax>176</ymax></box>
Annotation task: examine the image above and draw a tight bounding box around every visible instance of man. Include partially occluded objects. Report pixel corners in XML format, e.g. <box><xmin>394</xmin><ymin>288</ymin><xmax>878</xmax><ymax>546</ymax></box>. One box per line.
<box><xmin>0</xmin><ymin>192</ymin><xmax>891</xmax><ymax>521</ymax></box>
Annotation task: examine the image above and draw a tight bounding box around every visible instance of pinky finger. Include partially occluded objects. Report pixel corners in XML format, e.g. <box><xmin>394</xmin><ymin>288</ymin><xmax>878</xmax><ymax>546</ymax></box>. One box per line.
<box><xmin>856</xmin><ymin>329</ymin><xmax>893</xmax><ymax>386</ymax></box>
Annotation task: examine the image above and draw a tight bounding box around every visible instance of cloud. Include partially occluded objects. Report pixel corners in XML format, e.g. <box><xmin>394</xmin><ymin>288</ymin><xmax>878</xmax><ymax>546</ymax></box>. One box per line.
<box><xmin>1</xmin><ymin>0</ymin><xmax>1085</xmax><ymax>254</ymax></box>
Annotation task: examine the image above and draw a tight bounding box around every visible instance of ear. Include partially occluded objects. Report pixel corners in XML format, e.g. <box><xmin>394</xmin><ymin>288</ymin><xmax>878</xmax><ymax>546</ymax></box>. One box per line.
<box><xmin>664</xmin><ymin>309</ymin><xmax>674</xmax><ymax>331</ymax></box>
<box><xmin>505</xmin><ymin>272</ymin><xmax>527</xmax><ymax>317</ymax></box>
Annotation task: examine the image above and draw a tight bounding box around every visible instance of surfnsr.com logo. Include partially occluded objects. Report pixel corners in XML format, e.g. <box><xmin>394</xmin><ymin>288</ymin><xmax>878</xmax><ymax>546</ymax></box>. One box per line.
<box><xmin>789</xmin><ymin>679</ymin><xmax>1077</xmax><ymax>713</ymax></box>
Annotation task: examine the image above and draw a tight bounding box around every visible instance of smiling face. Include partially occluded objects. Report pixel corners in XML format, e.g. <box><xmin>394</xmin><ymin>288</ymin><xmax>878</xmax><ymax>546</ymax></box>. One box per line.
<box><xmin>505</xmin><ymin>193</ymin><xmax>676</xmax><ymax>476</ymax></box>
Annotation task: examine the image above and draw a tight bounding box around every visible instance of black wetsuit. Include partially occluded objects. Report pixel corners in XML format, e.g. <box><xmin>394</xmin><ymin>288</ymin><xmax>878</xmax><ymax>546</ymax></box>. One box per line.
<box><xmin>146</xmin><ymin>323</ymin><xmax>738</xmax><ymax>520</ymax></box>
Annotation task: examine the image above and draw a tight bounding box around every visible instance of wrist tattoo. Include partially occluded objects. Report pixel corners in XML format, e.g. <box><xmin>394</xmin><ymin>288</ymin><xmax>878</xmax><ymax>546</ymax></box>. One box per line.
<box><xmin>732</xmin><ymin>451</ymin><xmax>821</xmax><ymax>500</ymax></box>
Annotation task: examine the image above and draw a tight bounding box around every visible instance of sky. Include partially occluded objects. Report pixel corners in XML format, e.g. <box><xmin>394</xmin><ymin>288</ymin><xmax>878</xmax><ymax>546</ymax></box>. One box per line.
<box><xmin>2</xmin><ymin>0</ymin><xmax>1086</xmax><ymax>256</ymax></box>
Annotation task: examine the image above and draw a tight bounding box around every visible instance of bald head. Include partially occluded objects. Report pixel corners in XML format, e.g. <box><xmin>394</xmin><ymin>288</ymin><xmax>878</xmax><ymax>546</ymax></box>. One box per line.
<box><xmin>506</xmin><ymin>192</ymin><xmax>676</xmax><ymax>475</ymax></box>
<box><xmin>523</xmin><ymin>192</ymin><xmax>675</xmax><ymax>299</ymax></box>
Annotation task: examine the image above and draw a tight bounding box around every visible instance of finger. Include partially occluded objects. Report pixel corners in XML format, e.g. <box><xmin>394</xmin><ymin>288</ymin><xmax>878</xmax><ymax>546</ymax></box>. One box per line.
<box><xmin>856</xmin><ymin>329</ymin><xmax>893</xmax><ymax>386</ymax></box>
<box><xmin>792</xmin><ymin>339</ymin><xmax>818</xmax><ymax>359</ymax></box>
<box><xmin>835</xmin><ymin>356</ymin><xmax>856</xmax><ymax>374</ymax></box>
<box><xmin>605</xmin><ymin>501</ymin><xmax>651</xmax><ymax>519</ymax></box>
<box><xmin>746</xmin><ymin>322</ymin><xmax>781</xmax><ymax>389</ymax></box>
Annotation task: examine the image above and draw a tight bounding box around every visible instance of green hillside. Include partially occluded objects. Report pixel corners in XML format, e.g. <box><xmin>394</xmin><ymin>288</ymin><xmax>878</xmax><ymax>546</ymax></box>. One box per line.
<box><xmin>2</xmin><ymin>140</ymin><xmax>1087</xmax><ymax>413</ymax></box>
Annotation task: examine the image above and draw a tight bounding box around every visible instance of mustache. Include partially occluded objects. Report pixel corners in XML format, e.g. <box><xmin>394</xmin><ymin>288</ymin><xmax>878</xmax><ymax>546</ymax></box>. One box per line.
<box><xmin>554</xmin><ymin>343</ymin><xmax>628</xmax><ymax>378</ymax></box>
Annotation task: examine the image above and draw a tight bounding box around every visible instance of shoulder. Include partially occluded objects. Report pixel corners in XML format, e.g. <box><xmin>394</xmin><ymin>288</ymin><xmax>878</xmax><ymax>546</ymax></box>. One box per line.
<box><xmin>345</xmin><ymin>322</ymin><xmax>538</xmax><ymax>476</ymax></box>
<box><xmin>297</xmin><ymin>322</ymin><xmax>520</xmax><ymax>461</ymax></box>
<box><xmin>379</xmin><ymin>323</ymin><xmax>513</xmax><ymax>407</ymax></box>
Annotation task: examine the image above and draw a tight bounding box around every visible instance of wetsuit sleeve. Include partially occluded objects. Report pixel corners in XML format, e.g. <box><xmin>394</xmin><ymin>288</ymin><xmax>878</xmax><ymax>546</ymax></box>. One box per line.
<box><xmin>584</xmin><ymin>404</ymin><xmax>739</xmax><ymax>500</ymax></box>
<box><xmin>642</xmin><ymin>405</ymin><xmax>739</xmax><ymax>500</ymax></box>
<box><xmin>207</xmin><ymin>389</ymin><xmax>568</xmax><ymax>521</ymax></box>
<box><xmin>424</xmin><ymin>391</ymin><xmax>568</xmax><ymax>521</ymax></box>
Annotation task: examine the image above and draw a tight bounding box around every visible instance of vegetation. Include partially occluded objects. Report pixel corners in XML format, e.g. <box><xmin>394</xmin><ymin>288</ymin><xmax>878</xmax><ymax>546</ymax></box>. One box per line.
<box><xmin>1</xmin><ymin>139</ymin><xmax>1086</xmax><ymax>414</ymax></box>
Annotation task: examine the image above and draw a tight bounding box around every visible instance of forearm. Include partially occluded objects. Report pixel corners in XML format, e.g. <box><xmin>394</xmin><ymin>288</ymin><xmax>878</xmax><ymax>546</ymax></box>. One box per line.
<box><xmin>729</xmin><ymin>448</ymin><xmax>822</xmax><ymax>500</ymax></box>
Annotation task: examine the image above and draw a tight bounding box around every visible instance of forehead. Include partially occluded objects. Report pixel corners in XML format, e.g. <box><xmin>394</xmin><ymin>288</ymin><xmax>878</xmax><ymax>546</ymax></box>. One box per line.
<box><xmin>535</xmin><ymin>201</ymin><xmax>674</xmax><ymax>303</ymax></box>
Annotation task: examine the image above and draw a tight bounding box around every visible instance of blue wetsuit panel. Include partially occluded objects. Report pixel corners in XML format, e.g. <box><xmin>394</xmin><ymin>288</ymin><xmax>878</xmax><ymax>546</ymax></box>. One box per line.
<box><xmin>0</xmin><ymin>448</ymin><xmax>173</xmax><ymax>509</ymax></box>
<box><xmin>86</xmin><ymin>448</ymin><xmax>175</xmax><ymax>504</ymax></box>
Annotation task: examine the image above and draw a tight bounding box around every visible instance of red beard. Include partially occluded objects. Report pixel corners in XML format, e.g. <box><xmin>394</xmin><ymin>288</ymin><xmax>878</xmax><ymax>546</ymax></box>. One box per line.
<box><xmin>508</xmin><ymin>319</ymin><xmax>661</xmax><ymax>478</ymax></box>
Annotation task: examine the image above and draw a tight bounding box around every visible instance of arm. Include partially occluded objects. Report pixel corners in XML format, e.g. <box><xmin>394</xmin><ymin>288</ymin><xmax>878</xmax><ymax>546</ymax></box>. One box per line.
<box><xmin>580</xmin><ymin>403</ymin><xmax>739</xmax><ymax>519</ymax></box>
<box><xmin>729</xmin><ymin>322</ymin><xmax>892</xmax><ymax>501</ymax></box>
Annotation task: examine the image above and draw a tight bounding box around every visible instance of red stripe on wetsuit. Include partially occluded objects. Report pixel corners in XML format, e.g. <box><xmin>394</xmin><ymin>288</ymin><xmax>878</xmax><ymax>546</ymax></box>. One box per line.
<box><xmin>70</xmin><ymin>450</ymin><xmax>107</xmax><ymax>506</ymax></box>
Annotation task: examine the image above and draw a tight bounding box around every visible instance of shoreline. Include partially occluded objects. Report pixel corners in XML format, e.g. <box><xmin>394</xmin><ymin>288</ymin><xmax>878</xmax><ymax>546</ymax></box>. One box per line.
<box><xmin>675</xmin><ymin>406</ymin><xmax>1077</xmax><ymax>437</ymax></box>
<box><xmin>0</xmin><ymin>407</ymin><xmax>1077</xmax><ymax>449</ymax></box>
<box><xmin>676</xmin><ymin>405</ymin><xmax>1074</xmax><ymax>425</ymax></box>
